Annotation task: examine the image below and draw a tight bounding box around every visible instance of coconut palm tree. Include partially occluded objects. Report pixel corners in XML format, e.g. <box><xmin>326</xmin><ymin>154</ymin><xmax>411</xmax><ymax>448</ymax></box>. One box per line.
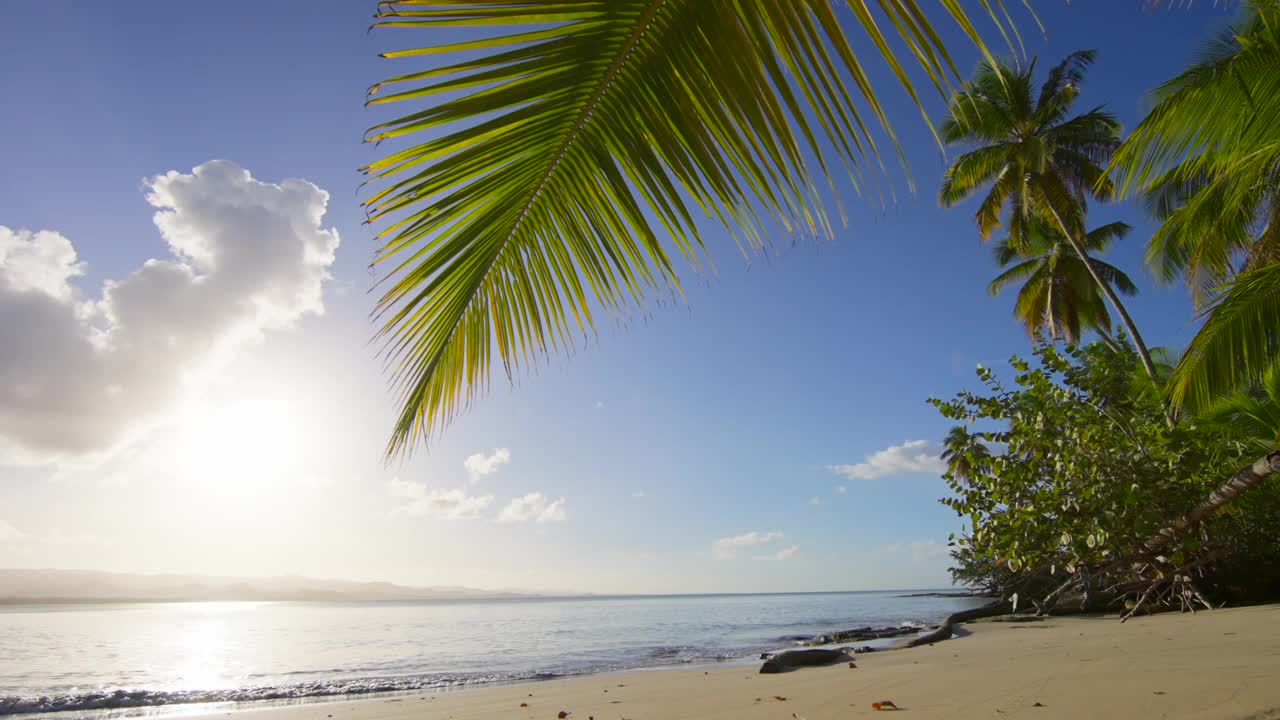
<box><xmin>988</xmin><ymin>219</ymin><xmax>1137</xmax><ymax>346</ymax></box>
<box><xmin>1110</xmin><ymin>0</ymin><xmax>1280</xmax><ymax>410</ymax></box>
<box><xmin>361</xmin><ymin>1</ymin><xmax>1023</xmax><ymax>456</ymax></box>
<box><xmin>941</xmin><ymin>426</ymin><xmax>989</xmax><ymax>481</ymax></box>
<box><xmin>937</xmin><ymin>50</ymin><xmax>1160</xmax><ymax>383</ymax></box>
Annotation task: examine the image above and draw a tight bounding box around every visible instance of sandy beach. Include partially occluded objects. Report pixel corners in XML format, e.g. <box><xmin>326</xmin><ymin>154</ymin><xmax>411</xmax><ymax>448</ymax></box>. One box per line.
<box><xmin>175</xmin><ymin>603</ymin><xmax>1280</xmax><ymax>720</ymax></box>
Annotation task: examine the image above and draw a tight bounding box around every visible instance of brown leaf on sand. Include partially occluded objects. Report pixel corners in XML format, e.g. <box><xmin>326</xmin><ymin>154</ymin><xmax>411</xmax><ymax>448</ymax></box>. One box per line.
<box><xmin>848</xmin><ymin>662</ymin><xmax>857</xmax><ymax>669</ymax></box>
<box><xmin>773</xmin><ymin>696</ymin><xmax>787</xmax><ymax>701</ymax></box>
<box><xmin>519</xmin><ymin>703</ymin><xmax>528</xmax><ymax>708</ymax></box>
<box><xmin>557</xmin><ymin>712</ymin><xmax>571</xmax><ymax>719</ymax></box>
<box><xmin>871</xmin><ymin>700</ymin><xmax>900</xmax><ymax>711</ymax></box>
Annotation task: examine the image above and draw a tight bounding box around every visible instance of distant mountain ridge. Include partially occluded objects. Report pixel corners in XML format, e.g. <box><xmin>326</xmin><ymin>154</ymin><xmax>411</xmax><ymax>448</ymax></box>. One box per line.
<box><xmin>0</xmin><ymin>568</ymin><xmax>542</xmax><ymax>603</ymax></box>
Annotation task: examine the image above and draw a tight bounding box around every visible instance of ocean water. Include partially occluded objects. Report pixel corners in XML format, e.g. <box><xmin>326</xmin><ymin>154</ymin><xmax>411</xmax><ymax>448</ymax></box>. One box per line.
<box><xmin>0</xmin><ymin>592</ymin><xmax>985</xmax><ymax>717</ymax></box>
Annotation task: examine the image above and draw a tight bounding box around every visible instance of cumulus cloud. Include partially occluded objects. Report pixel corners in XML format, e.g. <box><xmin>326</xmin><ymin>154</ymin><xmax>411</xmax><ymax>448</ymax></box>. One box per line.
<box><xmin>464</xmin><ymin>447</ymin><xmax>511</xmax><ymax>481</ymax></box>
<box><xmin>497</xmin><ymin>492</ymin><xmax>567</xmax><ymax>523</ymax></box>
<box><xmin>0</xmin><ymin>160</ymin><xmax>339</xmax><ymax>465</ymax></box>
<box><xmin>387</xmin><ymin>477</ymin><xmax>493</xmax><ymax>520</ymax></box>
<box><xmin>834</xmin><ymin>485</ymin><xmax>847</xmax><ymax>495</ymax></box>
<box><xmin>884</xmin><ymin>539</ymin><xmax>951</xmax><ymax>563</ymax></box>
<box><xmin>757</xmin><ymin>544</ymin><xmax>800</xmax><ymax>561</ymax></box>
<box><xmin>713</xmin><ymin>530</ymin><xmax>783</xmax><ymax>559</ymax></box>
<box><xmin>829</xmin><ymin>439</ymin><xmax>946</xmax><ymax>480</ymax></box>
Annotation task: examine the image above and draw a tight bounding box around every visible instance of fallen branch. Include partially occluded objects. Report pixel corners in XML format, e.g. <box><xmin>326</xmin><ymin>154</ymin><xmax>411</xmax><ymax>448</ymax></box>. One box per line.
<box><xmin>901</xmin><ymin>600</ymin><xmax>1012</xmax><ymax>647</ymax></box>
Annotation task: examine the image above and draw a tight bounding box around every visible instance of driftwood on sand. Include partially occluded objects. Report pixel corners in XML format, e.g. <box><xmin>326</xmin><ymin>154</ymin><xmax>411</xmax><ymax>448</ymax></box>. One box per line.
<box><xmin>899</xmin><ymin>600</ymin><xmax>1013</xmax><ymax>648</ymax></box>
<box><xmin>759</xmin><ymin>648</ymin><xmax>854</xmax><ymax>674</ymax></box>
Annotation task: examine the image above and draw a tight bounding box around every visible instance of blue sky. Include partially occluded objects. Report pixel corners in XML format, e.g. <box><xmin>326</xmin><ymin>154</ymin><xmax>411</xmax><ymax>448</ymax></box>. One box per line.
<box><xmin>0</xmin><ymin>2</ymin><xmax>1241</xmax><ymax>593</ymax></box>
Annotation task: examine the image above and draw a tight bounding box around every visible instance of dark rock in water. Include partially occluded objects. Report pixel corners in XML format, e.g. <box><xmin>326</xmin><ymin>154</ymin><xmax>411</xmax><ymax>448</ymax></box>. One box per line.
<box><xmin>759</xmin><ymin>652</ymin><xmax>773</xmax><ymax>660</ymax></box>
<box><xmin>805</xmin><ymin>625</ymin><xmax>921</xmax><ymax>646</ymax></box>
<box><xmin>759</xmin><ymin>648</ymin><xmax>852</xmax><ymax>674</ymax></box>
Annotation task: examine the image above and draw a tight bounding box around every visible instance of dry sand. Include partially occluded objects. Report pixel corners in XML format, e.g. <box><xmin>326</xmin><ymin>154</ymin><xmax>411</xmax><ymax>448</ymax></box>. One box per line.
<box><xmin>188</xmin><ymin>603</ymin><xmax>1280</xmax><ymax>720</ymax></box>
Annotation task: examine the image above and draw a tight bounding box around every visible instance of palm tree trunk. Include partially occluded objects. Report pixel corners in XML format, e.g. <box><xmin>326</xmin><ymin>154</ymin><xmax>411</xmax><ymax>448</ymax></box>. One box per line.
<box><xmin>1041</xmin><ymin>205</ymin><xmax>1161</xmax><ymax>384</ymax></box>
<box><xmin>1141</xmin><ymin>450</ymin><xmax>1280</xmax><ymax>555</ymax></box>
<box><xmin>1066</xmin><ymin>232</ymin><xmax>1160</xmax><ymax>381</ymax></box>
<box><xmin>1095</xmin><ymin>328</ymin><xmax>1123</xmax><ymax>354</ymax></box>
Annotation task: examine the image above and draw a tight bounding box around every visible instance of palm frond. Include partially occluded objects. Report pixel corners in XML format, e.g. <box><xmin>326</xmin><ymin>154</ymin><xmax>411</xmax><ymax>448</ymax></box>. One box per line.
<box><xmin>1033</xmin><ymin>49</ymin><xmax>1096</xmax><ymax>128</ymax></box>
<box><xmin>1110</xmin><ymin>3</ymin><xmax>1280</xmax><ymax>199</ymax></box>
<box><xmin>364</xmin><ymin>0</ymin><xmax>1023</xmax><ymax>456</ymax></box>
<box><xmin>1082</xmin><ymin>221</ymin><xmax>1132</xmax><ymax>252</ymax></box>
<box><xmin>1080</xmin><ymin>257</ymin><xmax>1137</xmax><ymax>297</ymax></box>
<box><xmin>939</xmin><ymin>143</ymin><xmax>1011</xmax><ymax>206</ymax></box>
<box><xmin>987</xmin><ymin>257</ymin><xmax>1039</xmax><ymax>295</ymax></box>
<box><xmin>1169</xmin><ymin>262</ymin><xmax>1280</xmax><ymax>411</ymax></box>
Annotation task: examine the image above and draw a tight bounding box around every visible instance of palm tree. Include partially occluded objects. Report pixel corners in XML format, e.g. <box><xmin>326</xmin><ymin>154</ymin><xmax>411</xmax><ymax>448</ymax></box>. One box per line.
<box><xmin>938</xmin><ymin>50</ymin><xmax>1160</xmax><ymax>383</ymax></box>
<box><xmin>987</xmin><ymin>219</ymin><xmax>1137</xmax><ymax>346</ymax></box>
<box><xmin>941</xmin><ymin>426</ymin><xmax>989</xmax><ymax>481</ymax></box>
<box><xmin>361</xmin><ymin>1</ymin><xmax>1024</xmax><ymax>456</ymax></box>
<box><xmin>1110</xmin><ymin>0</ymin><xmax>1280</xmax><ymax>410</ymax></box>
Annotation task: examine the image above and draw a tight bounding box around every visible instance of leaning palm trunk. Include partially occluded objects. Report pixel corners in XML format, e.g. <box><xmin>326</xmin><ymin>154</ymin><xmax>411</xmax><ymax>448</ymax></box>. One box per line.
<box><xmin>1067</xmin><ymin>232</ymin><xmax>1159</xmax><ymax>381</ymax></box>
<box><xmin>1142</xmin><ymin>450</ymin><xmax>1280</xmax><ymax>555</ymax></box>
<box><xmin>1040</xmin><ymin>204</ymin><xmax>1161</xmax><ymax>385</ymax></box>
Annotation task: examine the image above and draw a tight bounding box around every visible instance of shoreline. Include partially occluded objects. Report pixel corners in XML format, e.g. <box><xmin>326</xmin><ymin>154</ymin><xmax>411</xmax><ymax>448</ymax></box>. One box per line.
<box><xmin>19</xmin><ymin>603</ymin><xmax>1280</xmax><ymax>720</ymax></box>
<box><xmin>170</xmin><ymin>604</ymin><xmax>1280</xmax><ymax>720</ymax></box>
<box><xmin>3</xmin><ymin>630</ymin><xmax>921</xmax><ymax>720</ymax></box>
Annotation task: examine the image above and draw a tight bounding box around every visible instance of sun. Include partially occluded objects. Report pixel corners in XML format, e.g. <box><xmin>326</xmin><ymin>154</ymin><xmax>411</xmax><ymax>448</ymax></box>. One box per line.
<box><xmin>175</xmin><ymin>394</ymin><xmax>308</xmax><ymax>496</ymax></box>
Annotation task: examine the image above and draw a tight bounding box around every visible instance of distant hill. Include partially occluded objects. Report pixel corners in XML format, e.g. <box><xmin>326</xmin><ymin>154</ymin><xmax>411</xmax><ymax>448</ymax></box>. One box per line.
<box><xmin>0</xmin><ymin>568</ymin><xmax>541</xmax><ymax>603</ymax></box>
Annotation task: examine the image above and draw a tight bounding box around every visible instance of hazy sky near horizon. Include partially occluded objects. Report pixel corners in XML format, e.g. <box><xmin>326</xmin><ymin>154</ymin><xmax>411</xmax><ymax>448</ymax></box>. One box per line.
<box><xmin>0</xmin><ymin>2</ymin><xmax>1239</xmax><ymax>594</ymax></box>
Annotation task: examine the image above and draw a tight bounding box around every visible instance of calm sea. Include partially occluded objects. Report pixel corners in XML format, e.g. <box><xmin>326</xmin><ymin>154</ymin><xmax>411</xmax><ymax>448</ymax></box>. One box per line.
<box><xmin>0</xmin><ymin>591</ymin><xmax>985</xmax><ymax>716</ymax></box>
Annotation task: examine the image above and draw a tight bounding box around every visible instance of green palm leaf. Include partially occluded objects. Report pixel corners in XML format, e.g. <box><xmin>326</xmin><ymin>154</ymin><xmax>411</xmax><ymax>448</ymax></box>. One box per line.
<box><xmin>364</xmin><ymin>0</ymin><xmax>1022</xmax><ymax>457</ymax></box>
<box><xmin>1169</xmin><ymin>262</ymin><xmax>1280</xmax><ymax>411</ymax></box>
<box><xmin>1111</xmin><ymin>0</ymin><xmax>1280</xmax><ymax>411</ymax></box>
<box><xmin>987</xmin><ymin>219</ymin><xmax>1135</xmax><ymax>343</ymax></box>
<box><xmin>1110</xmin><ymin>0</ymin><xmax>1280</xmax><ymax>301</ymax></box>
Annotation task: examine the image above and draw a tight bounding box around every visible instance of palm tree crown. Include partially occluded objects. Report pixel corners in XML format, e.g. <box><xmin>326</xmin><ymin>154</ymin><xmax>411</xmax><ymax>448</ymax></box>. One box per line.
<box><xmin>939</xmin><ymin>50</ymin><xmax>1119</xmax><ymax>247</ymax></box>
<box><xmin>938</xmin><ymin>50</ymin><xmax>1160</xmax><ymax>383</ymax></box>
<box><xmin>941</xmin><ymin>426</ymin><xmax>990</xmax><ymax>481</ymax></box>
<box><xmin>988</xmin><ymin>220</ymin><xmax>1137</xmax><ymax>345</ymax></box>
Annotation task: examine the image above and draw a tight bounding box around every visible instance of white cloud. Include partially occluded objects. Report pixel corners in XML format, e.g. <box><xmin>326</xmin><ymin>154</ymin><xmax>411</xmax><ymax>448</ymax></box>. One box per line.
<box><xmin>631</xmin><ymin>491</ymin><xmax>644</xmax><ymax>499</ymax></box>
<box><xmin>0</xmin><ymin>520</ymin><xmax>108</xmax><ymax>547</ymax></box>
<box><xmin>758</xmin><ymin>545</ymin><xmax>800</xmax><ymax>561</ymax></box>
<box><xmin>884</xmin><ymin>539</ymin><xmax>951</xmax><ymax>563</ymax></box>
<box><xmin>713</xmin><ymin>530</ymin><xmax>783</xmax><ymax>559</ymax></box>
<box><xmin>464</xmin><ymin>447</ymin><xmax>511</xmax><ymax>481</ymax></box>
<box><xmin>0</xmin><ymin>161</ymin><xmax>339</xmax><ymax>465</ymax></box>
<box><xmin>834</xmin><ymin>485</ymin><xmax>847</xmax><ymax>495</ymax></box>
<box><xmin>829</xmin><ymin>439</ymin><xmax>946</xmax><ymax>480</ymax></box>
<box><xmin>0</xmin><ymin>520</ymin><xmax>27</xmax><ymax>543</ymax></box>
<box><xmin>388</xmin><ymin>477</ymin><xmax>493</xmax><ymax>520</ymax></box>
<box><xmin>809</xmin><ymin>496</ymin><xmax>824</xmax><ymax>506</ymax></box>
<box><xmin>497</xmin><ymin>492</ymin><xmax>567</xmax><ymax>524</ymax></box>
<box><xmin>0</xmin><ymin>230</ymin><xmax>84</xmax><ymax>301</ymax></box>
